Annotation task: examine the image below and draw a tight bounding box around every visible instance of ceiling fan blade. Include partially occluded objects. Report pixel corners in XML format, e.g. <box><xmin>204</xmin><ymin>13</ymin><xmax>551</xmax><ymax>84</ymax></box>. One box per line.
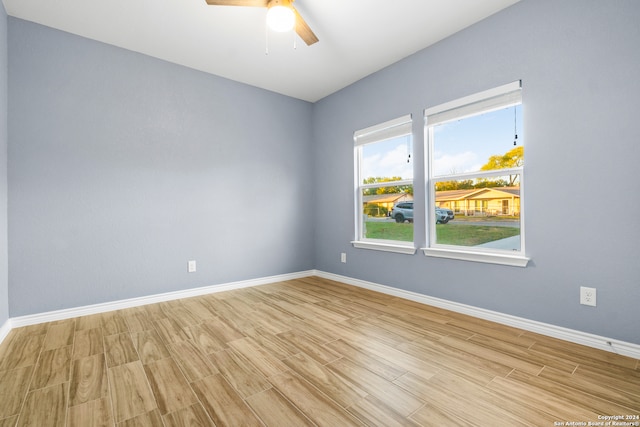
<box><xmin>205</xmin><ymin>0</ymin><xmax>268</xmax><ymax>6</ymax></box>
<box><xmin>293</xmin><ymin>7</ymin><xmax>319</xmax><ymax>45</ymax></box>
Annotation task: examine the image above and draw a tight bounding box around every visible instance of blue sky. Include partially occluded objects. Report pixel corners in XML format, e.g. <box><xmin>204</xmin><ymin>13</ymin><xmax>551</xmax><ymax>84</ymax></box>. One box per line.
<box><xmin>361</xmin><ymin>105</ymin><xmax>523</xmax><ymax>180</ymax></box>
<box><xmin>433</xmin><ymin>105</ymin><xmax>523</xmax><ymax>176</ymax></box>
<box><xmin>361</xmin><ymin>134</ymin><xmax>413</xmax><ymax>180</ymax></box>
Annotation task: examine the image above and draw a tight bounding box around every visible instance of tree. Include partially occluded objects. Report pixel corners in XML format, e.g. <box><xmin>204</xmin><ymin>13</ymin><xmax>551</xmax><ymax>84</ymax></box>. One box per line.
<box><xmin>435</xmin><ymin>180</ymin><xmax>475</xmax><ymax>191</ymax></box>
<box><xmin>480</xmin><ymin>146</ymin><xmax>523</xmax><ymax>186</ymax></box>
<box><xmin>362</xmin><ymin>177</ymin><xmax>413</xmax><ymax>196</ymax></box>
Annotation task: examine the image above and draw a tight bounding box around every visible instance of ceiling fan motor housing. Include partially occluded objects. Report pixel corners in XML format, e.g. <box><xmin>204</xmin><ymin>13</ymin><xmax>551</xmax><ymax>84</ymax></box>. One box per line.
<box><xmin>267</xmin><ymin>0</ymin><xmax>295</xmax><ymax>32</ymax></box>
<box><xmin>205</xmin><ymin>0</ymin><xmax>318</xmax><ymax>45</ymax></box>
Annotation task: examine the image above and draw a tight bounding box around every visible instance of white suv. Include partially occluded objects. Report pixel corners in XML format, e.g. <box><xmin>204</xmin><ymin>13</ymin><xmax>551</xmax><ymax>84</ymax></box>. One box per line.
<box><xmin>435</xmin><ymin>207</ymin><xmax>454</xmax><ymax>224</ymax></box>
<box><xmin>391</xmin><ymin>202</ymin><xmax>414</xmax><ymax>223</ymax></box>
<box><xmin>391</xmin><ymin>202</ymin><xmax>454</xmax><ymax>224</ymax></box>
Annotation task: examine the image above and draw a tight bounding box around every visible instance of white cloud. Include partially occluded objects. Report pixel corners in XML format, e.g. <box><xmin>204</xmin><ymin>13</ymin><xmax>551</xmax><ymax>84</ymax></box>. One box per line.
<box><xmin>362</xmin><ymin>144</ymin><xmax>413</xmax><ymax>179</ymax></box>
<box><xmin>433</xmin><ymin>150</ymin><xmax>478</xmax><ymax>176</ymax></box>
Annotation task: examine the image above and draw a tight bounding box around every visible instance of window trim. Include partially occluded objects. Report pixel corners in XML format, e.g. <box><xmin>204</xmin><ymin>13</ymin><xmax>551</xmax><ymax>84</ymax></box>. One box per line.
<box><xmin>422</xmin><ymin>81</ymin><xmax>529</xmax><ymax>267</ymax></box>
<box><xmin>353</xmin><ymin>240</ymin><xmax>417</xmax><ymax>255</ymax></box>
<box><xmin>352</xmin><ymin>114</ymin><xmax>416</xmax><ymax>254</ymax></box>
<box><xmin>421</xmin><ymin>246</ymin><xmax>529</xmax><ymax>267</ymax></box>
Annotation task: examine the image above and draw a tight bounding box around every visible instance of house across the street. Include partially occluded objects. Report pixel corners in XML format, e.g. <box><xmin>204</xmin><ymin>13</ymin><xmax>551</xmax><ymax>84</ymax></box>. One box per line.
<box><xmin>362</xmin><ymin>186</ymin><xmax>519</xmax><ymax>217</ymax></box>
<box><xmin>436</xmin><ymin>187</ymin><xmax>520</xmax><ymax>216</ymax></box>
<box><xmin>362</xmin><ymin>193</ymin><xmax>413</xmax><ymax>217</ymax></box>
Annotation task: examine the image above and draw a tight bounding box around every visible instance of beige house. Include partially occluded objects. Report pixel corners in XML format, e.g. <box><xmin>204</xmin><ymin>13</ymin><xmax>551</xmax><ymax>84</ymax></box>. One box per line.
<box><xmin>436</xmin><ymin>187</ymin><xmax>520</xmax><ymax>216</ymax></box>
<box><xmin>363</xmin><ymin>193</ymin><xmax>413</xmax><ymax>217</ymax></box>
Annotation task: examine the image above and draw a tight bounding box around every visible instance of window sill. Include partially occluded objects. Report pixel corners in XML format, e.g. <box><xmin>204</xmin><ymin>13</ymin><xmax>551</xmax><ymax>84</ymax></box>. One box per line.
<box><xmin>352</xmin><ymin>240</ymin><xmax>417</xmax><ymax>255</ymax></box>
<box><xmin>421</xmin><ymin>247</ymin><xmax>529</xmax><ymax>267</ymax></box>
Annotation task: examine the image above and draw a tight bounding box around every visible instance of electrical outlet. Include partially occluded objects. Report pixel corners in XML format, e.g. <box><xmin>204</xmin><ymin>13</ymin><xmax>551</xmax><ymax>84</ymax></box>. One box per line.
<box><xmin>187</xmin><ymin>260</ymin><xmax>196</xmax><ymax>273</ymax></box>
<box><xmin>340</xmin><ymin>252</ymin><xmax>347</xmax><ymax>263</ymax></box>
<box><xmin>580</xmin><ymin>286</ymin><xmax>596</xmax><ymax>306</ymax></box>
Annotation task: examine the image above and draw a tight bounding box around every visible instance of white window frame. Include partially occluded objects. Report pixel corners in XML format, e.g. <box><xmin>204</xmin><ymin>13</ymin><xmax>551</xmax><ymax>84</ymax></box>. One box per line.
<box><xmin>352</xmin><ymin>114</ymin><xmax>416</xmax><ymax>255</ymax></box>
<box><xmin>422</xmin><ymin>81</ymin><xmax>529</xmax><ymax>267</ymax></box>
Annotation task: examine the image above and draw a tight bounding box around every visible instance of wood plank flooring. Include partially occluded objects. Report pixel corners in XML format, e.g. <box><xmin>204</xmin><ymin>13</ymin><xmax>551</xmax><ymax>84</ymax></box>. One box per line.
<box><xmin>0</xmin><ymin>276</ymin><xmax>638</xmax><ymax>426</ymax></box>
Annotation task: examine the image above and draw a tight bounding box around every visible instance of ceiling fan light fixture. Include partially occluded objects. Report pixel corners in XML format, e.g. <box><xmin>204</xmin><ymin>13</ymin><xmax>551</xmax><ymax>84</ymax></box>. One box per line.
<box><xmin>266</xmin><ymin>4</ymin><xmax>295</xmax><ymax>32</ymax></box>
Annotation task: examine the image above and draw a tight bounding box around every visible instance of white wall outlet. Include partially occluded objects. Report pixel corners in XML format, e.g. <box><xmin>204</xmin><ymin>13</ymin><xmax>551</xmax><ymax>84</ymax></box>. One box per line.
<box><xmin>340</xmin><ymin>252</ymin><xmax>347</xmax><ymax>263</ymax></box>
<box><xmin>187</xmin><ymin>260</ymin><xmax>196</xmax><ymax>273</ymax></box>
<box><xmin>580</xmin><ymin>286</ymin><xmax>596</xmax><ymax>306</ymax></box>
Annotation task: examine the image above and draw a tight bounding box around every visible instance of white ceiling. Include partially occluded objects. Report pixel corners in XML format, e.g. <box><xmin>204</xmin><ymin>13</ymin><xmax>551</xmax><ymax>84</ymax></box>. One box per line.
<box><xmin>2</xmin><ymin>0</ymin><xmax>519</xmax><ymax>102</ymax></box>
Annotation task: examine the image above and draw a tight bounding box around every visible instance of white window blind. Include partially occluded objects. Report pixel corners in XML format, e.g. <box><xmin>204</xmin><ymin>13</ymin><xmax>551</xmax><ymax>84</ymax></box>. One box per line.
<box><xmin>354</xmin><ymin>114</ymin><xmax>412</xmax><ymax>146</ymax></box>
<box><xmin>425</xmin><ymin>81</ymin><xmax>521</xmax><ymax>127</ymax></box>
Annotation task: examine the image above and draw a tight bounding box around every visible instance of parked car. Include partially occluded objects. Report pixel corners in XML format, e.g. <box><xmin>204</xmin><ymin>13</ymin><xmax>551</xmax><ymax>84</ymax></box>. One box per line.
<box><xmin>391</xmin><ymin>202</ymin><xmax>413</xmax><ymax>223</ymax></box>
<box><xmin>391</xmin><ymin>202</ymin><xmax>454</xmax><ymax>224</ymax></box>
<box><xmin>435</xmin><ymin>207</ymin><xmax>454</xmax><ymax>224</ymax></box>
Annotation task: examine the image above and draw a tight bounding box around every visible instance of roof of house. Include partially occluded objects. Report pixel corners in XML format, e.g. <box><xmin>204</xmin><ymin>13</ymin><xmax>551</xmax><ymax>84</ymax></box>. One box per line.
<box><xmin>435</xmin><ymin>187</ymin><xmax>520</xmax><ymax>201</ymax></box>
<box><xmin>363</xmin><ymin>193</ymin><xmax>413</xmax><ymax>204</ymax></box>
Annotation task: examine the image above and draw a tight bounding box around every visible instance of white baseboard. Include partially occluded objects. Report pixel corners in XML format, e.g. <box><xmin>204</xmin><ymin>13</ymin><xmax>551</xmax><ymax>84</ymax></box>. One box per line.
<box><xmin>314</xmin><ymin>270</ymin><xmax>640</xmax><ymax>360</ymax></box>
<box><xmin>0</xmin><ymin>318</ymin><xmax>11</xmax><ymax>344</ymax></box>
<box><xmin>9</xmin><ymin>270</ymin><xmax>315</xmax><ymax>329</ymax></box>
<box><xmin>2</xmin><ymin>269</ymin><xmax>639</xmax><ymax>360</ymax></box>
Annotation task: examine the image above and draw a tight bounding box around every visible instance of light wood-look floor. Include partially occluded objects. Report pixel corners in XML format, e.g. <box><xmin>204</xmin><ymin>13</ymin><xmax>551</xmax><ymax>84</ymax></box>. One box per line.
<box><xmin>0</xmin><ymin>276</ymin><xmax>638</xmax><ymax>426</ymax></box>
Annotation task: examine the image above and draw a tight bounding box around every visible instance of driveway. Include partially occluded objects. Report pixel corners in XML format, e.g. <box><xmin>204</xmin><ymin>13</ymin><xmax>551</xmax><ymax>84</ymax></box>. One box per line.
<box><xmin>451</xmin><ymin>219</ymin><xmax>520</xmax><ymax>228</ymax></box>
<box><xmin>477</xmin><ymin>235</ymin><xmax>521</xmax><ymax>250</ymax></box>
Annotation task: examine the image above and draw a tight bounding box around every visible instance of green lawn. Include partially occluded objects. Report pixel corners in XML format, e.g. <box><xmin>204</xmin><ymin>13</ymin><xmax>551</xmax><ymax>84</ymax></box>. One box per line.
<box><xmin>365</xmin><ymin>221</ymin><xmax>414</xmax><ymax>242</ymax></box>
<box><xmin>436</xmin><ymin>224</ymin><xmax>519</xmax><ymax>246</ymax></box>
<box><xmin>364</xmin><ymin>221</ymin><xmax>519</xmax><ymax>245</ymax></box>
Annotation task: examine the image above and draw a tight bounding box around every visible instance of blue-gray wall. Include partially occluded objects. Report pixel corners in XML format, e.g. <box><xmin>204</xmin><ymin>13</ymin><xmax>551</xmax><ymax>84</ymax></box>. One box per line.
<box><xmin>8</xmin><ymin>19</ymin><xmax>314</xmax><ymax>316</ymax></box>
<box><xmin>0</xmin><ymin>2</ymin><xmax>7</xmax><ymax>327</ymax></box>
<box><xmin>4</xmin><ymin>0</ymin><xmax>639</xmax><ymax>345</ymax></box>
<box><xmin>312</xmin><ymin>0</ymin><xmax>640</xmax><ymax>344</ymax></box>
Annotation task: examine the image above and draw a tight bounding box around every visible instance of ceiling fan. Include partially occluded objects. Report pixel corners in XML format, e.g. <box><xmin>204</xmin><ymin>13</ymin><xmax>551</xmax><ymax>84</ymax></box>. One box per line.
<box><xmin>205</xmin><ymin>0</ymin><xmax>319</xmax><ymax>46</ymax></box>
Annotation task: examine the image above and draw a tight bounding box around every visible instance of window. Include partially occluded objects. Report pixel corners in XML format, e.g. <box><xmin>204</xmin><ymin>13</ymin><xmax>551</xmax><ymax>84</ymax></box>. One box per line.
<box><xmin>423</xmin><ymin>81</ymin><xmax>529</xmax><ymax>267</ymax></box>
<box><xmin>353</xmin><ymin>115</ymin><xmax>416</xmax><ymax>254</ymax></box>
